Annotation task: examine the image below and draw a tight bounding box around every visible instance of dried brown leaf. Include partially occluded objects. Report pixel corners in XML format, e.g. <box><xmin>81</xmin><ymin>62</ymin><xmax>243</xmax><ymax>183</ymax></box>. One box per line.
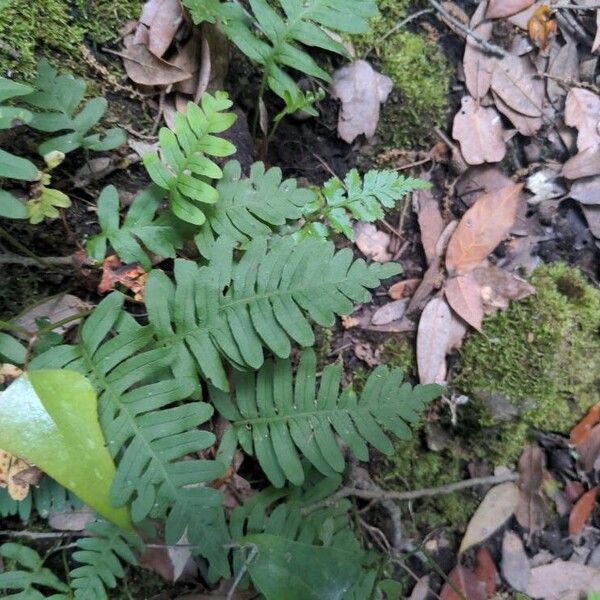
<box><xmin>416</xmin><ymin>187</ymin><xmax>444</xmax><ymax>265</ymax></box>
<box><xmin>456</xmin><ymin>166</ymin><xmax>514</xmax><ymax>206</ymax></box>
<box><xmin>515</xmin><ymin>445</ymin><xmax>546</xmax><ymax>531</ymax></box>
<box><xmin>444</xmin><ymin>273</ymin><xmax>484</xmax><ymax>331</ymax></box>
<box><xmin>487</xmin><ymin>0</ymin><xmax>535</xmax><ymax>19</ymax></box>
<box><xmin>148</xmin><ymin>0</ymin><xmax>183</xmax><ymax>58</ymax></box>
<box><xmin>417</xmin><ymin>298</ymin><xmax>451</xmax><ymax>384</ymax></box>
<box><xmin>472</xmin><ymin>265</ymin><xmax>535</xmax><ymax>313</ymax></box>
<box><xmin>491</xmin><ymin>55</ymin><xmax>543</xmax><ymax>118</ymax></box>
<box><xmin>440</xmin><ymin>566</ymin><xmax>486</xmax><ymax>600</ymax></box>
<box><xmin>547</xmin><ymin>42</ymin><xmax>579</xmax><ymax>107</ymax></box>
<box><xmin>474</xmin><ymin>547</ymin><xmax>497</xmax><ymax>596</ymax></box>
<box><xmin>464</xmin><ymin>2</ymin><xmax>494</xmax><ymax>99</ymax></box>
<box><xmin>452</xmin><ymin>96</ymin><xmax>506</xmax><ymax>165</ymax></box>
<box><xmin>121</xmin><ymin>43</ymin><xmax>191</xmax><ymax>86</ymax></box>
<box><xmin>582</xmin><ymin>204</ymin><xmax>600</xmax><ymax>238</ymax></box>
<box><xmin>562</xmin><ymin>146</ymin><xmax>600</xmax><ymax>179</ymax></box>
<box><xmin>565</xmin><ymin>88</ymin><xmax>600</xmax><ymax>152</ymax></box>
<box><xmin>492</xmin><ymin>91</ymin><xmax>543</xmax><ymax>136</ymax></box>
<box><xmin>593</xmin><ymin>10</ymin><xmax>600</xmax><ymax>53</ymax></box>
<box><xmin>569</xmin><ymin>486</ymin><xmax>598</xmax><ymax>535</ymax></box>
<box><xmin>446</xmin><ymin>183</ymin><xmax>524</xmax><ymax>276</ymax></box>
<box><xmin>389</xmin><ymin>278</ymin><xmax>421</xmax><ymax>300</ymax></box>
<box><xmin>501</xmin><ymin>531</ymin><xmax>530</xmax><ymax>593</ymax></box>
<box><xmin>571</xmin><ymin>402</ymin><xmax>600</xmax><ymax>446</ymax></box>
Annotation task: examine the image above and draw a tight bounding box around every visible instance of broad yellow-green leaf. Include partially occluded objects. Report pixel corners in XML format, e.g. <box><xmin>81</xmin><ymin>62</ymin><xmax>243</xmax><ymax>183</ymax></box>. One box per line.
<box><xmin>0</xmin><ymin>369</ymin><xmax>130</xmax><ymax>529</ymax></box>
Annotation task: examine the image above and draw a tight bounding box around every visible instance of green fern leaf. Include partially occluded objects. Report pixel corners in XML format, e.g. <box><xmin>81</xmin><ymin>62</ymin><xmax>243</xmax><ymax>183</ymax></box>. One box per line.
<box><xmin>87</xmin><ymin>185</ymin><xmax>183</xmax><ymax>270</ymax></box>
<box><xmin>0</xmin><ymin>542</ymin><xmax>69</xmax><ymax>599</ymax></box>
<box><xmin>30</xmin><ymin>293</ymin><xmax>231</xmax><ymax>579</ymax></box>
<box><xmin>211</xmin><ymin>350</ymin><xmax>443</xmax><ymax>487</ymax></box>
<box><xmin>21</xmin><ymin>60</ymin><xmax>125</xmax><ymax>156</ymax></box>
<box><xmin>70</xmin><ymin>520</ymin><xmax>143</xmax><ymax>600</ymax></box>
<box><xmin>146</xmin><ymin>236</ymin><xmax>401</xmax><ymax>390</ymax></box>
<box><xmin>143</xmin><ymin>93</ymin><xmax>237</xmax><ymax>226</ymax></box>
<box><xmin>194</xmin><ymin>160</ymin><xmax>315</xmax><ymax>257</ymax></box>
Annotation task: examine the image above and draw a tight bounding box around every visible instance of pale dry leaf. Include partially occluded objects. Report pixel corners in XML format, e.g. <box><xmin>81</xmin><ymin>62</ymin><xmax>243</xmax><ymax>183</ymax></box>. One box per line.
<box><xmin>464</xmin><ymin>2</ymin><xmax>494</xmax><ymax>99</ymax></box>
<box><xmin>491</xmin><ymin>55</ymin><xmax>543</xmax><ymax>118</ymax></box>
<box><xmin>452</xmin><ymin>96</ymin><xmax>506</xmax><ymax>165</ymax></box>
<box><xmin>389</xmin><ymin>278</ymin><xmax>421</xmax><ymax>300</ymax></box>
<box><xmin>415</xmin><ymin>187</ymin><xmax>444</xmax><ymax>265</ymax></box>
<box><xmin>565</xmin><ymin>88</ymin><xmax>600</xmax><ymax>151</ymax></box>
<box><xmin>508</xmin><ymin>0</ymin><xmax>546</xmax><ymax>29</ymax></box>
<box><xmin>562</xmin><ymin>145</ymin><xmax>600</xmax><ymax>179</ymax></box>
<box><xmin>49</xmin><ymin>507</ymin><xmax>95</xmax><ymax>531</ymax></box>
<box><xmin>122</xmin><ymin>43</ymin><xmax>191</xmax><ymax>86</ymax></box>
<box><xmin>417</xmin><ymin>298</ymin><xmax>451</xmax><ymax>384</ymax></box>
<box><xmin>446</xmin><ymin>313</ymin><xmax>469</xmax><ymax>352</ymax></box>
<box><xmin>354</xmin><ymin>341</ymin><xmax>381</xmax><ymax>367</ymax></box>
<box><xmin>446</xmin><ymin>183</ymin><xmax>524</xmax><ymax>276</ymax></box>
<box><xmin>547</xmin><ymin>42</ymin><xmax>579</xmax><ymax>107</ymax></box>
<box><xmin>371</xmin><ymin>299</ymin><xmax>409</xmax><ymax>326</ymax></box>
<box><xmin>594</xmin><ymin>11</ymin><xmax>600</xmax><ymax>53</ymax></box>
<box><xmin>139</xmin><ymin>0</ymin><xmax>161</xmax><ymax>26</ymax></box>
<box><xmin>492</xmin><ymin>91</ymin><xmax>543</xmax><ymax>136</ymax></box>
<box><xmin>487</xmin><ymin>0</ymin><xmax>535</xmax><ymax>19</ymax></box>
<box><xmin>527</xmin><ymin>561</ymin><xmax>600</xmax><ymax>599</ymax></box>
<box><xmin>570</xmin><ymin>176</ymin><xmax>600</xmax><ymax>205</ymax></box>
<box><xmin>353</xmin><ymin>222</ymin><xmax>391</xmax><ymax>262</ymax></box>
<box><xmin>147</xmin><ymin>0</ymin><xmax>183</xmax><ymax>58</ymax></box>
<box><xmin>331</xmin><ymin>60</ymin><xmax>393</xmax><ymax>143</ymax></box>
<box><xmin>582</xmin><ymin>204</ymin><xmax>600</xmax><ymax>238</ymax></box>
<box><xmin>501</xmin><ymin>531</ymin><xmax>531</xmax><ymax>593</ymax></box>
<box><xmin>444</xmin><ymin>272</ymin><xmax>484</xmax><ymax>331</ymax></box>
<box><xmin>459</xmin><ymin>482</ymin><xmax>520</xmax><ymax>554</ymax></box>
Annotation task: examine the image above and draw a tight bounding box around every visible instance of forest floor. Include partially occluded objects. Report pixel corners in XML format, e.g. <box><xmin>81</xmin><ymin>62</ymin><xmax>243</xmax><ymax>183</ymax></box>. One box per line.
<box><xmin>2</xmin><ymin>1</ymin><xmax>600</xmax><ymax>599</ymax></box>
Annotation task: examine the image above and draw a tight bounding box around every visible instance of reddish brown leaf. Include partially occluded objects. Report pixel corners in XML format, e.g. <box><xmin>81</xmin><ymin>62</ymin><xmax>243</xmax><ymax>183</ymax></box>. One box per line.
<box><xmin>568</xmin><ymin>486</ymin><xmax>598</xmax><ymax>535</ymax></box>
<box><xmin>389</xmin><ymin>278</ymin><xmax>421</xmax><ymax>300</ymax></box>
<box><xmin>446</xmin><ymin>183</ymin><xmax>524</xmax><ymax>276</ymax></box>
<box><xmin>444</xmin><ymin>273</ymin><xmax>484</xmax><ymax>331</ymax></box>
<box><xmin>515</xmin><ymin>445</ymin><xmax>546</xmax><ymax>531</ymax></box>
<box><xmin>456</xmin><ymin>165</ymin><xmax>514</xmax><ymax>206</ymax></box>
<box><xmin>562</xmin><ymin>146</ymin><xmax>600</xmax><ymax>180</ymax></box>
<box><xmin>565</xmin><ymin>88</ymin><xmax>600</xmax><ymax>152</ymax></box>
<box><xmin>440</xmin><ymin>566</ymin><xmax>486</xmax><ymax>600</ymax></box>
<box><xmin>416</xmin><ymin>187</ymin><xmax>444</xmax><ymax>265</ymax></box>
<box><xmin>570</xmin><ymin>402</ymin><xmax>600</xmax><ymax>445</ymax></box>
<box><xmin>487</xmin><ymin>0</ymin><xmax>535</xmax><ymax>19</ymax></box>
<box><xmin>98</xmin><ymin>255</ymin><xmax>147</xmax><ymax>300</ymax></box>
<box><xmin>474</xmin><ymin>547</ymin><xmax>497</xmax><ymax>596</ymax></box>
<box><xmin>452</xmin><ymin>96</ymin><xmax>506</xmax><ymax>165</ymax></box>
<box><xmin>417</xmin><ymin>298</ymin><xmax>451</xmax><ymax>384</ymax></box>
<box><xmin>577</xmin><ymin>424</ymin><xmax>600</xmax><ymax>471</ymax></box>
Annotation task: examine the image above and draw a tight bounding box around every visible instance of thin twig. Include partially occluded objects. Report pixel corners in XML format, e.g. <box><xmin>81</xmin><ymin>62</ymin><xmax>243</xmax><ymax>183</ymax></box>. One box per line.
<box><xmin>428</xmin><ymin>0</ymin><xmax>507</xmax><ymax>57</ymax></box>
<box><xmin>0</xmin><ymin>253</ymin><xmax>74</xmax><ymax>267</ymax></box>
<box><xmin>556</xmin><ymin>3</ymin><xmax>600</xmax><ymax>9</ymax></box>
<box><xmin>0</xmin><ymin>226</ymin><xmax>55</xmax><ymax>269</ymax></box>
<box><xmin>227</xmin><ymin>545</ymin><xmax>258</xmax><ymax>600</ymax></box>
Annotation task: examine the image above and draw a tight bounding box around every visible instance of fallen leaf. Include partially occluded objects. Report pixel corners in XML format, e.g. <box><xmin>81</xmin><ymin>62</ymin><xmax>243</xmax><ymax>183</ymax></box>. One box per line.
<box><xmin>562</xmin><ymin>146</ymin><xmax>600</xmax><ymax>179</ymax></box>
<box><xmin>459</xmin><ymin>482</ymin><xmax>520</xmax><ymax>554</ymax></box>
<box><xmin>577</xmin><ymin>424</ymin><xmax>600</xmax><ymax>471</ymax></box>
<box><xmin>487</xmin><ymin>0</ymin><xmax>535</xmax><ymax>19</ymax></box>
<box><xmin>353</xmin><ymin>222</ymin><xmax>392</xmax><ymax>262</ymax></box>
<box><xmin>569</xmin><ymin>486</ymin><xmax>598</xmax><ymax>535</ymax></box>
<box><xmin>49</xmin><ymin>507</ymin><xmax>94</xmax><ymax>531</ymax></box>
<box><xmin>456</xmin><ymin>165</ymin><xmax>514</xmax><ymax>206</ymax></box>
<box><xmin>491</xmin><ymin>55</ymin><xmax>543</xmax><ymax>118</ymax></box>
<box><xmin>147</xmin><ymin>0</ymin><xmax>183</xmax><ymax>58</ymax></box>
<box><xmin>472</xmin><ymin>265</ymin><xmax>535</xmax><ymax>313</ymax></box>
<box><xmin>565</xmin><ymin>88</ymin><xmax>600</xmax><ymax>152</ymax></box>
<box><xmin>446</xmin><ymin>184</ymin><xmax>524</xmax><ymax>276</ymax></box>
<box><xmin>440</xmin><ymin>566</ymin><xmax>486</xmax><ymax>600</ymax></box>
<box><xmin>452</xmin><ymin>96</ymin><xmax>506</xmax><ymax>165</ymax></box>
<box><xmin>570</xmin><ymin>176</ymin><xmax>600</xmax><ymax>205</ymax></box>
<box><xmin>582</xmin><ymin>204</ymin><xmax>600</xmax><ymax>238</ymax></box>
<box><xmin>98</xmin><ymin>255</ymin><xmax>147</xmax><ymax>299</ymax></box>
<box><xmin>501</xmin><ymin>530</ymin><xmax>530</xmax><ymax>592</ymax></box>
<box><xmin>527</xmin><ymin>560</ymin><xmax>600</xmax><ymax>599</ymax></box>
<box><xmin>446</xmin><ymin>313</ymin><xmax>469</xmax><ymax>352</ymax></box>
<box><xmin>571</xmin><ymin>402</ymin><xmax>600</xmax><ymax>445</ymax></box>
<box><xmin>474</xmin><ymin>547</ymin><xmax>497</xmax><ymax>596</ymax></box>
<box><xmin>594</xmin><ymin>10</ymin><xmax>600</xmax><ymax>54</ymax></box>
<box><xmin>444</xmin><ymin>273</ymin><xmax>484</xmax><ymax>331</ymax></box>
<box><xmin>331</xmin><ymin>60</ymin><xmax>393</xmax><ymax>143</ymax></box>
<box><xmin>406</xmin><ymin>257</ymin><xmax>444</xmax><ymax>314</ymax></box>
<box><xmin>417</xmin><ymin>298</ymin><xmax>451</xmax><ymax>384</ymax></box>
<box><xmin>121</xmin><ymin>42</ymin><xmax>191</xmax><ymax>86</ymax></box>
<box><xmin>172</xmin><ymin>33</ymin><xmax>203</xmax><ymax>95</ymax></box>
<box><xmin>464</xmin><ymin>2</ymin><xmax>494</xmax><ymax>99</ymax></box>
<box><xmin>389</xmin><ymin>278</ymin><xmax>421</xmax><ymax>300</ymax></box>
<box><xmin>515</xmin><ymin>445</ymin><xmax>546</xmax><ymax>531</ymax></box>
<box><xmin>371</xmin><ymin>299</ymin><xmax>409</xmax><ymax>326</ymax></box>
<box><xmin>528</xmin><ymin>5</ymin><xmax>557</xmax><ymax>50</ymax></box>
<box><xmin>508</xmin><ymin>0</ymin><xmax>546</xmax><ymax>29</ymax></box>
<box><xmin>492</xmin><ymin>91</ymin><xmax>543</xmax><ymax>136</ymax></box>
<box><xmin>0</xmin><ymin>451</ymin><xmax>39</xmax><ymax>501</ymax></box>
<box><xmin>416</xmin><ymin>187</ymin><xmax>444</xmax><ymax>265</ymax></box>
<box><xmin>547</xmin><ymin>42</ymin><xmax>579</xmax><ymax>107</ymax></box>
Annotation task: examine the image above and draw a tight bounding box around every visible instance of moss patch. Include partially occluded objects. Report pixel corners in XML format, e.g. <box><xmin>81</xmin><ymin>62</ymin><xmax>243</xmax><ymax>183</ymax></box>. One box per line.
<box><xmin>76</xmin><ymin>0</ymin><xmax>144</xmax><ymax>45</ymax></box>
<box><xmin>454</xmin><ymin>263</ymin><xmax>600</xmax><ymax>464</ymax></box>
<box><xmin>355</xmin><ymin>0</ymin><xmax>451</xmax><ymax>149</ymax></box>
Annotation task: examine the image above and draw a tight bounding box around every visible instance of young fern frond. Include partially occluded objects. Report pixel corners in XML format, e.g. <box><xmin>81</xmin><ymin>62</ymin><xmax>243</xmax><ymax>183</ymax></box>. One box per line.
<box><xmin>143</xmin><ymin>93</ymin><xmax>237</xmax><ymax>226</ymax></box>
<box><xmin>86</xmin><ymin>185</ymin><xmax>184</xmax><ymax>270</ymax></box>
<box><xmin>184</xmin><ymin>0</ymin><xmax>378</xmax><ymax>100</ymax></box>
<box><xmin>146</xmin><ymin>236</ymin><xmax>401</xmax><ymax>390</ymax></box>
<box><xmin>194</xmin><ymin>160</ymin><xmax>315</xmax><ymax>257</ymax></box>
<box><xmin>22</xmin><ymin>60</ymin><xmax>125</xmax><ymax>156</ymax></box>
<box><xmin>211</xmin><ymin>349</ymin><xmax>443</xmax><ymax>487</ymax></box>
<box><xmin>0</xmin><ymin>542</ymin><xmax>69</xmax><ymax>599</ymax></box>
<box><xmin>70</xmin><ymin>520</ymin><xmax>143</xmax><ymax>600</ymax></box>
<box><xmin>30</xmin><ymin>293</ymin><xmax>230</xmax><ymax>578</ymax></box>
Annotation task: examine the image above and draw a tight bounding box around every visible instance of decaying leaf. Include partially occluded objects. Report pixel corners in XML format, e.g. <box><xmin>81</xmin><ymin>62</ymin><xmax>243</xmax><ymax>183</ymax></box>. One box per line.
<box><xmin>501</xmin><ymin>530</ymin><xmax>531</xmax><ymax>593</ymax></box>
<box><xmin>527</xmin><ymin>560</ymin><xmax>600</xmax><ymax>599</ymax></box>
<box><xmin>49</xmin><ymin>507</ymin><xmax>95</xmax><ymax>531</ymax></box>
<box><xmin>492</xmin><ymin>90</ymin><xmax>543</xmax><ymax>136</ymax></box>
<box><xmin>444</xmin><ymin>273</ymin><xmax>484</xmax><ymax>331</ymax></box>
<box><xmin>331</xmin><ymin>60</ymin><xmax>393</xmax><ymax>143</ymax></box>
<box><xmin>371</xmin><ymin>299</ymin><xmax>409</xmax><ymax>326</ymax></box>
<box><xmin>491</xmin><ymin>55</ymin><xmax>543</xmax><ymax>118</ymax></box>
<box><xmin>353</xmin><ymin>222</ymin><xmax>392</xmax><ymax>262</ymax></box>
<box><xmin>440</xmin><ymin>565</ymin><xmax>486</xmax><ymax>600</ymax></box>
<box><xmin>0</xmin><ymin>450</ymin><xmax>40</xmax><ymax>501</ymax></box>
<box><xmin>472</xmin><ymin>266</ymin><xmax>535</xmax><ymax>313</ymax></box>
<box><xmin>593</xmin><ymin>10</ymin><xmax>600</xmax><ymax>54</ymax></box>
<box><xmin>528</xmin><ymin>5</ymin><xmax>558</xmax><ymax>50</ymax></box>
<box><xmin>577</xmin><ymin>424</ymin><xmax>600</xmax><ymax>471</ymax></box>
<box><xmin>121</xmin><ymin>41</ymin><xmax>191</xmax><ymax>86</ymax></box>
<box><xmin>415</xmin><ymin>187</ymin><xmax>444</xmax><ymax>265</ymax></box>
<box><xmin>389</xmin><ymin>278</ymin><xmax>421</xmax><ymax>300</ymax></box>
<box><xmin>456</xmin><ymin>165</ymin><xmax>514</xmax><ymax>206</ymax></box>
<box><xmin>98</xmin><ymin>255</ymin><xmax>147</xmax><ymax>300</ymax></box>
<box><xmin>515</xmin><ymin>445</ymin><xmax>546</xmax><ymax>531</ymax></box>
<box><xmin>417</xmin><ymin>298</ymin><xmax>451</xmax><ymax>384</ymax></box>
<box><xmin>459</xmin><ymin>482</ymin><xmax>520</xmax><ymax>554</ymax></box>
<box><xmin>487</xmin><ymin>0</ymin><xmax>536</xmax><ymax>19</ymax></box>
<box><xmin>452</xmin><ymin>96</ymin><xmax>506</xmax><ymax>165</ymax></box>
<box><xmin>446</xmin><ymin>184</ymin><xmax>523</xmax><ymax>276</ymax></box>
<box><xmin>565</xmin><ymin>88</ymin><xmax>600</xmax><ymax>152</ymax></box>
<box><xmin>568</xmin><ymin>486</ymin><xmax>598</xmax><ymax>535</ymax></box>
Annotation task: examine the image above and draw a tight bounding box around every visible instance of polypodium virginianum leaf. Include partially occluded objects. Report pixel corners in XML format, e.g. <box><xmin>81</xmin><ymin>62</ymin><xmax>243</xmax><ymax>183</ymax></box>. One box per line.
<box><xmin>211</xmin><ymin>349</ymin><xmax>443</xmax><ymax>487</ymax></box>
<box><xmin>143</xmin><ymin>93</ymin><xmax>237</xmax><ymax>226</ymax></box>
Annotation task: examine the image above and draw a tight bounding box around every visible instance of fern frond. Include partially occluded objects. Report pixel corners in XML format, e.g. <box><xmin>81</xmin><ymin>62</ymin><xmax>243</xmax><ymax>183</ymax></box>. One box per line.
<box><xmin>184</xmin><ymin>0</ymin><xmax>378</xmax><ymax>100</ymax></box>
<box><xmin>0</xmin><ymin>542</ymin><xmax>69</xmax><ymax>599</ymax></box>
<box><xmin>194</xmin><ymin>160</ymin><xmax>315</xmax><ymax>257</ymax></box>
<box><xmin>22</xmin><ymin>60</ymin><xmax>125</xmax><ymax>155</ymax></box>
<box><xmin>87</xmin><ymin>185</ymin><xmax>183</xmax><ymax>270</ymax></box>
<box><xmin>70</xmin><ymin>520</ymin><xmax>143</xmax><ymax>600</ymax></box>
<box><xmin>146</xmin><ymin>236</ymin><xmax>401</xmax><ymax>390</ymax></box>
<box><xmin>30</xmin><ymin>293</ymin><xmax>231</xmax><ymax>578</ymax></box>
<box><xmin>143</xmin><ymin>93</ymin><xmax>237</xmax><ymax>226</ymax></box>
<box><xmin>211</xmin><ymin>350</ymin><xmax>443</xmax><ymax>487</ymax></box>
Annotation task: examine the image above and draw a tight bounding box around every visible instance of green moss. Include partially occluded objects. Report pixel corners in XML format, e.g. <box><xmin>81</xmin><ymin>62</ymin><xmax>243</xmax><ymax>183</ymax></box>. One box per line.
<box><xmin>76</xmin><ymin>0</ymin><xmax>144</xmax><ymax>45</ymax></box>
<box><xmin>381</xmin><ymin>336</ymin><xmax>417</xmax><ymax>380</ymax></box>
<box><xmin>355</xmin><ymin>1</ymin><xmax>450</xmax><ymax>149</ymax></box>
<box><xmin>454</xmin><ymin>263</ymin><xmax>600</xmax><ymax>463</ymax></box>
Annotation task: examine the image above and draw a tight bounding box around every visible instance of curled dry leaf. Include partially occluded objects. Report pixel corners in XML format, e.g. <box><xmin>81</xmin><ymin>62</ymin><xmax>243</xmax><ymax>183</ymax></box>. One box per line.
<box><xmin>417</xmin><ymin>298</ymin><xmax>451</xmax><ymax>384</ymax></box>
<box><xmin>440</xmin><ymin>566</ymin><xmax>486</xmax><ymax>600</ymax></box>
<box><xmin>577</xmin><ymin>424</ymin><xmax>600</xmax><ymax>471</ymax></box>
<box><xmin>446</xmin><ymin>183</ymin><xmax>524</xmax><ymax>276</ymax></box>
<box><xmin>0</xmin><ymin>450</ymin><xmax>39</xmax><ymax>501</ymax></box>
<box><xmin>565</xmin><ymin>88</ymin><xmax>600</xmax><ymax>152</ymax></box>
<box><xmin>331</xmin><ymin>60</ymin><xmax>393</xmax><ymax>143</ymax></box>
<box><xmin>487</xmin><ymin>0</ymin><xmax>535</xmax><ymax>19</ymax></box>
<box><xmin>570</xmin><ymin>176</ymin><xmax>600</xmax><ymax>205</ymax></box>
<box><xmin>389</xmin><ymin>278</ymin><xmax>421</xmax><ymax>300</ymax></box>
<box><xmin>491</xmin><ymin>55</ymin><xmax>543</xmax><ymax>118</ymax></box>
<box><xmin>415</xmin><ymin>187</ymin><xmax>444</xmax><ymax>265</ymax></box>
<box><xmin>452</xmin><ymin>96</ymin><xmax>506</xmax><ymax>165</ymax></box>
<box><xmin>562</xmin><ymin>145</ymin><xmax>600</xmax><ymax>179</ymax></box>
<box><xmin>353</xmin><ymin>222</ymin><xmax>392</xmax><ymax>262</ymax></box>
<box><xmin>568</xmin><ymin>486</ymin><xmax>598</xmax><ymax>535</ymax></box>
<box><xmin>444</xmin><ymin>272</ymin><xmax>484</xmax><ymax>331</ymax></box>
<box><xmin>515</xmin><ymin>444</ymin><xmax>546</xmax><ymax>532</ymax></box>
<box><xmin>501</xmin><ymin>530</ymin><xmax>531</xmax><ymax>593</ymax></box>
<box><xmin>459</xmin><ymin>482</ymin><xmax>520</xmax><ymax>554</ymax></box>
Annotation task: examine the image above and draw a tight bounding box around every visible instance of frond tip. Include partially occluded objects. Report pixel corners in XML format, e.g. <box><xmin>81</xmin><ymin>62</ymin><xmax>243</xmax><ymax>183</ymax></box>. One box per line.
<box><xmin>211</xmin><ymin>349</ymin><xmax>444</xmax><ymax>487</ymax></box>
